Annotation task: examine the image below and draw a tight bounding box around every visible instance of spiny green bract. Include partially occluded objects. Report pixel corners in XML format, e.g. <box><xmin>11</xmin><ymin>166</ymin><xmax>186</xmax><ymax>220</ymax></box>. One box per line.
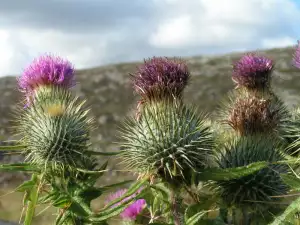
<box><xmin>120</xmin><ymin>100</ymin><xmax>214</xmax><ymax>184</ymax></box>
<box><xmin>280</xmin><ymin>108</ymin><xmax>300</xmax><ymax>157</ymax></box>
<box><xmin>16</xmin><ymin>86</ymin><xmax>94</xmax><ymax>174</ymax></box>
<box><xmin>215</xmin><ymin>135</ymin><xmax>288</xmax><ymax>212</ymax></box>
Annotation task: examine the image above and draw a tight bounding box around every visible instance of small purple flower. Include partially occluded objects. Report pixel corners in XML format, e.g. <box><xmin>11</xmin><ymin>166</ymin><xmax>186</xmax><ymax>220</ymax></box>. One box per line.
<box><xmin>18</xmin><ymin>54</ymin><xmax>75</xmax><ymax>96</ymax></box>
<box><xmin>232</xmin><ymin>54</ymin><xmax>273</xmax><ymax>89</ymax></box>
<box><xmin>132</xmin><ymin>57</ymin><xmax>190</xmax><ymax>100</ymax></box>
<box><xmin>105</xmin><ymin>189</ymin><xmax>146</xmax><ymax>220</ymax></box>
<box><xmin>293</xmin><ymin>40</ymin><xmax>300</xmax><ymax>69</ymax></box>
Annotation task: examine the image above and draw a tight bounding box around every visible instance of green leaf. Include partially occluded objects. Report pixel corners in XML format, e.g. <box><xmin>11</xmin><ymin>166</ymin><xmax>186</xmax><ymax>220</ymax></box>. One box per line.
<box><xmin>89</xmin><ymin>182</ymin><xmax>149</xmax><ymax>222</ymax></box>
<box><xmin>186</xmin><ymin>211</ymin><xmax>207</xmax><ymax>225</ymax></box>
<box><xmin>0</xmin><ymin>163</ymin><xmax>40</xmax><ymax>172</ymax></box>
<box><xmin>86</xmin><ymin>150</ymin><xmax>120</xmax><ymax>156</ymax></box>
<box><xmin>76</xmin><ymin>168</ymin><xmax>108</xmax><ymax>174</ymax></box>
<box><xmin>197</xmin><ymin>161</ymin><xmax>268</xmax><ymax>181</ymax></box>
<box><xmin>15</xmin><ymin>180</ymin><xmax>37</xmax><ymax>192</ymax></box>
<box><xmin>38</xmin><ymin>192</ymin><xmax>58</xmax><ymax>204</ymax></box>
<box><xmin>55</xmin><ymin>210</ymin><xmax>70</xmax><ymax>225</ymax></box>
<box><xmin>185</xmin><ymin>201</ymin><xmax>216</xmax><ymax>223</ymax></box>
<box><xmin>52</xmin><ymin>196</ymin><xmax>70</xmax><ymax>208</ymax></box>
<box><xmin>281</xmin><ymin>174</ymin><xmax>300</xmax><ymax>191</ymax></box>
<box><xmin>68</xmin><ymin>197</ymin><xmax>92</xmax><ymax>217</ymax></box>
<box><xmin>101</xmin><ymin>180</ymin><xmax>134</xmax><ymax>190</ymax></box>
<box><xmin>150</xmin><ymin>183</ymin><xmax>171</xmax><ymax>200</ymax></box>
<box><xmin>103</xmin><ymin>177</ymin><xmax>149</xmax><ymax>210</ymax></box>
<box><xmin>269</xmin><ymin>197</ymin><xmax>300</xmax><ymax>225</ymax></box>
<box><xmin>89</xmin><ymin>191</ymin><xmax>146</xmax><ymax>223</ymax></box>
<box><xmin>89</xmin><ymin>200</ymin><xmax>135</xmax><ymax>222</ymax></box>
<box><xmin>77</xmin><ymin>187</ymin><xmax>103</xmax><ymax>202</ymax></box>
<box><xmin>0</xmin><ymin>144</ymin><xmax>26</xmax><ymax>151</ymax></box>
<box><xmin>85</xmin><ymin>161</ymin><xmax>109</xmax><ymax>186</ymax></box>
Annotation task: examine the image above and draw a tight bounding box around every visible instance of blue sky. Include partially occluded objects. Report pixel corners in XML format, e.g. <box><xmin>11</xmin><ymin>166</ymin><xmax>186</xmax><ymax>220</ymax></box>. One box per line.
<box><xmin>0</xmin><ymin>0</ymin><xmax>299</xmax><ymax>76</ymax></box>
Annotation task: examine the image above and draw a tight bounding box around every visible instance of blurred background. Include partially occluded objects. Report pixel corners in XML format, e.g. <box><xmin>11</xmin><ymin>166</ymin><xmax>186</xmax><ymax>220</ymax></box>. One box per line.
<box><xmin>0</xmin><ymin>0</ymin><xmax>300</xmax><ymax>224</ymax></box>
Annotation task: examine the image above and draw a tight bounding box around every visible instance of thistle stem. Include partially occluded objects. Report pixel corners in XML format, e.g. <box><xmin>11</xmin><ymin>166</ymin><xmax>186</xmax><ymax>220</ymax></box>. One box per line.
<box><xmin>171</xmin><ymin>189</ymin><xmax>184</xmax><ymax>225</ymax></box>
<box><xmin>24</xmin><ymin>174</ymin><xmax>40</xmax><ymax>225</ymax></box>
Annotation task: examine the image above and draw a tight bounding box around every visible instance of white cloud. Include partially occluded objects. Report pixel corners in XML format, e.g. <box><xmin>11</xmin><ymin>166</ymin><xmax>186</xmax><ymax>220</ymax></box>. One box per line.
<box><xmin>262</xmin><ymin>37</ymin><xmax>296</xmax><ymax>49</ymax></box>
<box><xmin>150</xmin><ymin>0</ymin><xmax>300</xmax><ymax>49</ymax></box>
<box><xmin>0</xmin><ymin>28</ymin><xmax>111</xmax><ymax>76</ymax></box>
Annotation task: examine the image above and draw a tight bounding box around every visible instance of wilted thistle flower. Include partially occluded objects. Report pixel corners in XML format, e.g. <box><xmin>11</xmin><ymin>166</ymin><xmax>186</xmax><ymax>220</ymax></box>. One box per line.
<box><xmin>16</xmin><ymin>86</ymin><xmax>94</xmax><ymax>173</ymax></box>
<box><xmin>221</xmin><ymin>90</ymin><xmax>288</xmax><ymax>136</ymax></box>
<box><xmin>105</xmin><ymin>189</ymin><xmax>146</xmax><ymax>220</ymax></box>
<box><xmin>18</xmin><ymin>54</ymin><xmax>75</xmax><ymax>106</ymax></box>
<box><xmin>293</xmin><ymin>40</ymin><xmax>300</xmax><ymax>69</ymax></box>
<box><xmin>120</xmin><ymin>101</ymin><xmax>214</xmax><ymax>185</ymax></box>
<box><xmin>232</xmin><ymin>54</ymin><xmax>273</xmax><ymax>90</ymax></box>
<box><xmin>215</xmin><ymin>136</ymin><xmax>288</xmax><ymax>214</ymax></box>
<box><xmin>132</xmin><ymin>57</ymin><xmax>189</xmax><ymax>102</ymax></box>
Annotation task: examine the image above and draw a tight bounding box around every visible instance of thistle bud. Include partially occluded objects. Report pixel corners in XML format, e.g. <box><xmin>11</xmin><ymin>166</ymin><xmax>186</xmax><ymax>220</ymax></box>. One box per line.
<box><xmin>232</xmin><ymin>54</ymin><xmax>273</xmax><ymax>90</ymax></box>
<box><xmin>120</xmin><ymin>101</ymin><xmax>214</xmax><ymax>185</ymax></box>
<box><xmin>132</xmin><ymin>57</ymin><xmax>189</xmax><ymax>102</ymax></box>
<box><xmin>293</xmin><ymin>40</ymin><xmax>300</xmax><ymax>69</ymax></box>
<box><xmin>18</xmin><ymin>54</ymin><xmax>75</xmax><ymax>106</ymax></box>
<box><xmin>16</xmin><ymin>87</ymin><xmax>93</xmax><ymax>173</ymax></box>
<box><xmin>215</xmin><ymin>136</ymin><xmax>288</xmax><ymax>213</ymax></box>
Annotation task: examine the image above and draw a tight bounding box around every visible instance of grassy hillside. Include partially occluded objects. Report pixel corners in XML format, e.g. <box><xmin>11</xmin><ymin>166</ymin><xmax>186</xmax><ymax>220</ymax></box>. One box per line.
<box><xmin>0</xmin><ymin>46</ymin><xmax>300</xmax><ymax>224</ymax></box>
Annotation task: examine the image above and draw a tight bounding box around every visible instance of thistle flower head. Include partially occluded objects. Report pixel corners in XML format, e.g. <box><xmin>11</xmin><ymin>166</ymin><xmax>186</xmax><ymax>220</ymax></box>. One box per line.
<box><xmin>132</xmin><ymin>57</ymin><xmax>190</xmax><ymax>101</ymax></box>
<box><xmin>232</xmin><ymin>54</ymin><xmax>273</xmax><ymax>90</ymax></box>
<box><xmin>293</xmin><ymin>40</ymin><xmax>300</xmax><ymax>69</ymax></box>
<box><xmin>215</xmin><ymin>136</ymin><xmax>288</xmax><ymax>212</ymax></box>
<box><xmin>222</xmin><ymin>90</ymin><xmax>288</xmax><ymax>136</ymax></box>
<box><xmin>120</xmin><ymin>101</ymin><xmax>214</xmax><ymax>184</ymax></box>
<box><xmin>106</xmin><ymin>189</ymin><xmax>146</xmax><ymax>220</ymax></box>
<box><xmin>18</xmin><ymin>54</ymin><xmax>75</xmax><ymax>99</ymax></box>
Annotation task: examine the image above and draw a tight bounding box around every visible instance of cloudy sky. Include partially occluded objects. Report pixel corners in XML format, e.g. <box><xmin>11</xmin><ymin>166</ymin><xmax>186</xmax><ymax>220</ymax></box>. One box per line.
<box><xmin>0</xmin><ymin>0</ymin><xmax>299</xmax><ymax>76</ymax></box>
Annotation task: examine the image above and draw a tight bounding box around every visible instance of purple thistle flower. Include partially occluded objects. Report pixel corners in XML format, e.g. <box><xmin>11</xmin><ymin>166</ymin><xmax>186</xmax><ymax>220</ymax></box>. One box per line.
<box><xmin>132</xmin><ymin>57</ymin><xmax>190</xmax><ymax>101</ymax></box>
<box><xmin>105</xmin><ymin>189</ymin><xmax>146</xmax><ymax>220</ymax></box>
<box><xmin>18</xmin><ymin>54</ymin><xmax>75</xmax><ymax>97</ymax></box>
<box><xmin>293</xmin><ymin>40</ymin><xmax>300</xmax><ymax>69</ymax></box>
<box><xmin>232</xmin><ymin>54</ymin><xmax>274</xmax><ymax>90</ymax></box>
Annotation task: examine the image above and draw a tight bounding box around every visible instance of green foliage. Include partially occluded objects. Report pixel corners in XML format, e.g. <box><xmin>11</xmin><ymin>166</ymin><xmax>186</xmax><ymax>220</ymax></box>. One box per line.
<box><xmin>3</xmin><ymin>48</ymin><xmax>300</xmax><ymax>225</ymax></box>
<box><xmin>197</xmin><ymin>161</ymin><xmax>268</xmax><ymax>181</ymax></box>
<box><xmin>281</xmin><ymin>107</ymin><xmax>300</xmax><ymax>156</ymax></box>
<box><xmin>0</xmin><ymin>163</ymin><xmax>40</xmax><ymax>172</ymax></box>
<box><xmin>214</xmin><ymin>135</ymin><xmax>289</xmax><ymax>212</ymax></box>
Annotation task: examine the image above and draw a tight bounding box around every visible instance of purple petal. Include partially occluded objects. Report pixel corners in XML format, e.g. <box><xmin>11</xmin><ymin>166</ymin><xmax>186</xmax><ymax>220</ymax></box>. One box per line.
<box><xmin>232</xmin><ymin>53</ymin><xmax>273</xmax><ymax>89</ymax></box>
<box><xmin>293</xmin><ymin>40</ymin><xmax>300</xmax><ymax>69</ymax></box>
<box><xmin>18</xmin><ymin>54</ymin><xmax>75</xmax><ymax>95</ymax></box>
<box><xmin>132</xmin><ymin>57</ymin><xmax>190</xmax><ymax>99</ymax></box>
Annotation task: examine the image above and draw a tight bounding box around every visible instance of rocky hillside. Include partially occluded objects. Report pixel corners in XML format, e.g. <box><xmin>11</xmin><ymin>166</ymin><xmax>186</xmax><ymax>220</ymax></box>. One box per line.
<box><xmin>0</xmin><ymin>46</ymin><xmax>300</xmax><ymax>186</ymax></box>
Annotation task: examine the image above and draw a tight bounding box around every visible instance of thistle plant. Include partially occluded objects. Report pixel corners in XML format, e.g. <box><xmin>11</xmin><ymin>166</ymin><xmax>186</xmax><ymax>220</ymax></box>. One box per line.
<box><xmin>121</xmin><ymin>57</ymin><xmax>214</xmax><ymax>184</ymax></box>
<box><xmin>2</xmin><ymin>43</ymin><xmax>300</xmax><ymax>225</ymax></box>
